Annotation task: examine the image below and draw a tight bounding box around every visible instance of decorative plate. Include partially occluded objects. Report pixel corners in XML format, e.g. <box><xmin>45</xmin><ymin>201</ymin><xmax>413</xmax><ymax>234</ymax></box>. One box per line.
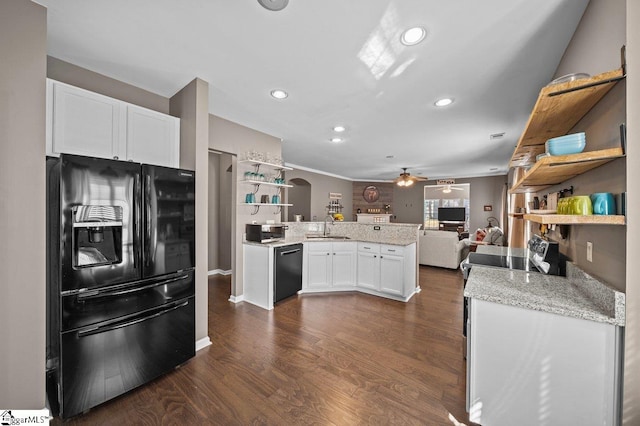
<box><xmin>363</xmin><ymin>185</ymin><xmax>380</xmax><ymax>203</ymax></box>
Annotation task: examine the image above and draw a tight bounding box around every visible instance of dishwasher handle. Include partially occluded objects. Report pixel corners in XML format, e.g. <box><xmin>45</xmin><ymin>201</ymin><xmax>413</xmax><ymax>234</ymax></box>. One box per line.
<box><xmin>279</xmin><ymin>248</ymin><xmax>301</xmax><ymax>256</ymax></box>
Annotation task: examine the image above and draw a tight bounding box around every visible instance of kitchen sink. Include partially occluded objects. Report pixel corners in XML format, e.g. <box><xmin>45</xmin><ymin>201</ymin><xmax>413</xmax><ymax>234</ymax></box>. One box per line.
<box><xmin>305</xmin><ymin>235</ymin><xmax>351</xmax><ymax>240</ymax></box>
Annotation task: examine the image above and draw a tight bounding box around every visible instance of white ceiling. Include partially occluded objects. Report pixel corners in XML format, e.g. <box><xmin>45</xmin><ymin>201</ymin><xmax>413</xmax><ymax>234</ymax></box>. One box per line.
<box><xmin>36</xmin><ymin>0</ymin><xmax>589</xmax><ymax>181</ymax></box>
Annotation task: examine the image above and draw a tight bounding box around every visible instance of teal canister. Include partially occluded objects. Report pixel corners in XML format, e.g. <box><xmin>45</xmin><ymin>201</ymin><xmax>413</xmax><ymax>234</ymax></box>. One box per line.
<box><xmin>590</xmin><ymin>192</ymin><xmax>616</xmax><ymax>215</ymax></box>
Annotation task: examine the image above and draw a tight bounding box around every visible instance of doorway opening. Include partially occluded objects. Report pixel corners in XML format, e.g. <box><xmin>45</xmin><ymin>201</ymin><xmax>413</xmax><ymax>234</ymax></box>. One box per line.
<box><xmin>287</xmin><ymin>178</ymin><xmax>311</xmax><ymax>221</ymax></box>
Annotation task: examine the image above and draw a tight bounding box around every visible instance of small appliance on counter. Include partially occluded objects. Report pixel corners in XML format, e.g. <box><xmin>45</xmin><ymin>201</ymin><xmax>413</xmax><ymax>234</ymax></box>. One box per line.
<box><xmin>246</xmin><ymin>223</ymin><xmax>286</xmax><ymax>243</ymax></box>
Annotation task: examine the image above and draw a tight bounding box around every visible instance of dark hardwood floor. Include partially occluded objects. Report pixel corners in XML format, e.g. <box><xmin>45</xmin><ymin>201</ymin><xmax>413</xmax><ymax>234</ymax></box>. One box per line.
<box><xmin>53</xmin><ymin>266</ymin><xmax>472</xmax><ymax>425</ymax></box>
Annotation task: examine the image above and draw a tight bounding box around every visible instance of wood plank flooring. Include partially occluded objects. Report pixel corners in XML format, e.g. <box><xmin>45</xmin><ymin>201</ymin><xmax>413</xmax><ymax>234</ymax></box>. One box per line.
<box><xmin>52</xmin><ymin>266</ymin><xmax>474</xmax><ymax>425</ymax></box>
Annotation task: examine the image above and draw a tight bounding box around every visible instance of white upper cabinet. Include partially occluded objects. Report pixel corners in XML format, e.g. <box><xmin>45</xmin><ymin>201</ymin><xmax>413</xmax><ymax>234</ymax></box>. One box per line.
<box><xmin>46</xmin><ymin>79</ymin><xmax>180</xmax><ymax>168</ymax></box>
<box><xmin>48</xmin><ymin>79</ymin><xmax>124</xmax><ymax>159</ymax></box>
<box><xmin>126</xmin><ymin>104</ymin><xmax>179</xmax><ymax>167</ymax></box>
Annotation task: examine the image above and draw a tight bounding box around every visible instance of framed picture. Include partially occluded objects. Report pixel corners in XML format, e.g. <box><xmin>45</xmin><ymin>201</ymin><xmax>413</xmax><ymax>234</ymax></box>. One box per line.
<box><xmin>484</xmin><ymin>205</ymin><xmax>492</xmax><ymax>211</ymax></box>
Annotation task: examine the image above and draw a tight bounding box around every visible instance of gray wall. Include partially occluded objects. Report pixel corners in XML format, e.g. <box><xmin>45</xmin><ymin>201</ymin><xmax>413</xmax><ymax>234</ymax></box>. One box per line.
<box><xmin>207</xmin><ymin>152</ymin><xmax>233</xmax><ymax>272</ymax></box>
<box><xmin>0</xmin><ymin>0</ymin><xmax>46</xmax><ymax>409</ymax></box>
<box><xmin>285</xmin><ymin>168</ymin><xmax>354</xmax><ymax>221</ymax></box>
<box><xmin>218</xmin><ymin>153</ymin><xmax>233</xmax><ymax>270</ymax></box>
<box><xmin>541</xmin><ymin>0</ymin><xmax>626</xmax><ymax>290</ymax></box>
<box><xmin>47</xmin><ymin>56</ymin><xmax>170</xmax><ymax>114</ymax></box>
<box><xmin>625</xmin><ymin>1</ymin><xmax>640</xmax><ymax>424</ymax></box>
<box><xmin>208</xmin><ymin>115</ymin><xmax>282</xmax><ymax>297</ymax></box>
<box><xmin>392</xmin><ymin>175</ymin><xmax>507</xmax><ymax>232</ymax></box>
<box><xmin>170</xmin><ymin>78</ymin><xmax>210</xmax><ymax>344</ymax></box>
<box><xmin>208</xmin><ymin>153</ymin><xmax>221</xmax><ymax>269</ymax></box>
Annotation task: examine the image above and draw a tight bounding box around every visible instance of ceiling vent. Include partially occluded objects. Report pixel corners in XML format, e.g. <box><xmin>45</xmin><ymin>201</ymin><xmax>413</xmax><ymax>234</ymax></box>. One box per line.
<box><xmin>258</xmin><ymin>0</ymin><xmax>289</xmax><ymax>11</ymax></box>
<box><xmin>490</xmin><ymin>132</ymin><xmax>505</xmax><ymax>140</ymax></box>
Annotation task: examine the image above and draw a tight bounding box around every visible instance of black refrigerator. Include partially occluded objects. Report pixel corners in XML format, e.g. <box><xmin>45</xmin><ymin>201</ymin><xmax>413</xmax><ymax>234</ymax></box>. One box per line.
<box><xmin>46</xmin><ymin>154</ymin><xmax>196</xmax><ymax>419</ymax></box>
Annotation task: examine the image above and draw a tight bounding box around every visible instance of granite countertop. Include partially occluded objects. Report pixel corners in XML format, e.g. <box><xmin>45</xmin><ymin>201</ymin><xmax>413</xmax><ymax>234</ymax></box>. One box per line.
<box><xmin>464</xmin><ymin>263</ymin><xmax>625</xmax><ymax>326</ymax></box>
<box><xmin>244</xmin><ymin>236</ymin><xmax>416</xmax><ymax>248</ymax></box>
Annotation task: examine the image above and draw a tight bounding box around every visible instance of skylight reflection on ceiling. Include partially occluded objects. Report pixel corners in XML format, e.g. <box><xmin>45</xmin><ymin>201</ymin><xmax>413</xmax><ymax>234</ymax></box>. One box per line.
<box><xmin>357</xmin><ymin>4</ymin><xmax>401</xmax><ymax>80</ymax></box>
<box><xmin>390</xmin><ymin>57</ymin><xmax>416</xmax><ymax>78</ymax></box>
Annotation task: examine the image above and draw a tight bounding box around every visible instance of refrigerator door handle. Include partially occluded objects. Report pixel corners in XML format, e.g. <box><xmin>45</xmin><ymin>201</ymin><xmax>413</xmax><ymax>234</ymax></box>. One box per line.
<box><xmin>77</xmin><ymin>300</ymin><xmax>190</xmax><ymax>338</ymax></box>
<box><xmin>133</xmin><ymin>172</ymin><xmax>141</xmax><ymax>269</ymax></box>
<box><xmin>76</xmin><ymin>274</ymin><xmax>190</xmax><ymax>300</ymax></box>
<box><xmin>145</xmin><ymin>174</ymin><xmax>153</xmax><ymax>267</ymax></box>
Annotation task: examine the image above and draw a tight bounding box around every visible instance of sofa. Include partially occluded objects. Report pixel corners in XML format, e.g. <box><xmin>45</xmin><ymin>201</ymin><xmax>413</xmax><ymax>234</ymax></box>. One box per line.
<box><xmin>418</xmin><ymin>230</ymin><xmax>469</xmax><ymax>269</ymax></box>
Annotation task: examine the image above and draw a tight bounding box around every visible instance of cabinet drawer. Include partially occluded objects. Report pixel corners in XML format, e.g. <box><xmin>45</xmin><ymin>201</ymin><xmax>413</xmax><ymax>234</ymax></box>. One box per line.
<box><xmin>357</xmin><ymin>242</ymin><xmax>380</xmax><ymax>253</ymax></box>
<box><xmin>304</xmin><ymin>242</ymin><xmax>332</xmax><ymax>252</ymax></box>
<box><xmin>380</xmin><ymin>245</ymin><xmax>403</xmax><ymax>256</ymax></box>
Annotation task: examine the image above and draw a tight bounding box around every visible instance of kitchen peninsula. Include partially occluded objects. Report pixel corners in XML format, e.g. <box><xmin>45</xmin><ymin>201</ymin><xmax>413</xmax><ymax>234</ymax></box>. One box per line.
<box><xmin>464</xmin><ymin>262</ymin><xmax>625</xmax><ymax>425</ymax></box>
<box><xmin>243</xmin><ymin>221</ymin><xmax>421</xmax><ymax>310</ymax></box>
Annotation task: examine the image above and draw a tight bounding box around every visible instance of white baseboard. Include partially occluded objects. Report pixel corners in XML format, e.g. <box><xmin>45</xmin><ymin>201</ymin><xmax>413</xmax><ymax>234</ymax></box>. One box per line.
<box><xmin>208</xmin><ymin>269</ymin><xmax>232</xmax><ymax>276</ymax></box>
<box><xmin>195</xmin><ymin>336</ymin><xmax>212</xmax><ymax>352</ymax></box>
<box><xmin>228</xmin><ymin>294</ymin><xmax>244</xmax><ymax>304</ymax></box>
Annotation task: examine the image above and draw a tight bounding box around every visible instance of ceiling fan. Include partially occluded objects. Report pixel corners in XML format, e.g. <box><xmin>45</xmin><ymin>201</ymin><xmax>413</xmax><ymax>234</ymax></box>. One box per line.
<box><xmin>393</xmin><ymin>168</ymin><xmax>427</xmax><ymax>187</ymax></box>
<box><xmin>441</xmin><ymin>184</ymin><xmax>464</xmax><ymax>193</ymax></box>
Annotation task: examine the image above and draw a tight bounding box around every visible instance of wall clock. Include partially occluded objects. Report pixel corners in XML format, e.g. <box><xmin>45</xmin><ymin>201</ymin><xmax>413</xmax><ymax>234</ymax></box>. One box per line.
<box><xmin>363</xmin><ymin>185</ymin><xmax>380</xmax><ymax>203</ymax></box>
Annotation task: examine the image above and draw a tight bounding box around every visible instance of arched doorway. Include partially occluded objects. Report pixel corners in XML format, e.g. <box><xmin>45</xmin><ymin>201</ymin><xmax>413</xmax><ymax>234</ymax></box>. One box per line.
<box><xmin>287</xmin><ymin>178</ymin><xmax>311</xmax><ymax>221</ymax></box>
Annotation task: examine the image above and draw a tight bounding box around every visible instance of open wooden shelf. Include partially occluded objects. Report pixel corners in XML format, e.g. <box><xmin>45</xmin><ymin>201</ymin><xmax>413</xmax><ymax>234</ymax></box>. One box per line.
<box><xmin>510</xmin><ymin>68</ymin><xmax>625</xmax><ymax>168</ymax></box>
<box><xmin>524</xmin><ymin>214</ymin><xmax>626</xmax><ymax>225</ymax></box>
<box><xmin>509</xmin><ymin>147</ymin><xmax>624</xmax><ymax>193</ymax></box>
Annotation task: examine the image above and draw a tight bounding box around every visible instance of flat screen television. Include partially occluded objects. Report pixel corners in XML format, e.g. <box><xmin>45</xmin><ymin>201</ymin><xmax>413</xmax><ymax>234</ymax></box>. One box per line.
<box><xmin>438</xmin><ymin>207</ymin><xmax>465</xmax><ymax>222</ymax></box>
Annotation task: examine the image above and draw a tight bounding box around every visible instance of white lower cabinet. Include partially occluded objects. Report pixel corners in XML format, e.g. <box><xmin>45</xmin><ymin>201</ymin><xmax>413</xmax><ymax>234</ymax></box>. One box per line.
<box><xmin>468</xmin><ymin>299</ymin><xmax>622</xmax><ymax>426</ymax></box>
<box><xmin>47</xmin><ymin>79</ymin><xmax>180</xmax><ymax>167</ymax></box>
<box><xmin>304</xmin><ymin>242</ymin><xmax>356</xmax><ymax>290</ymax></box>
<box><xmin>356</xmin><ymin>243</ymin><xmax>417</xmax><ymax>299</ymax></box>
<box><xmin>379</xmin><ymin>251</ymin><xmax>404</xmax><ymax>296</ymax></box>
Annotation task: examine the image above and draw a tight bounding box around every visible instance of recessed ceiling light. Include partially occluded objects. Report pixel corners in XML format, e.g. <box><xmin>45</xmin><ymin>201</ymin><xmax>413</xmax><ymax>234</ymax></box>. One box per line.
<box><xmin>401</xmin><ymin>27</ymin><xmax>426</xmax><ymax>46</ymax></box>
<box><xmin>330</xmin><ymin>137</ymin><xmax>343</xmax><ymax>143</ymax></box>
<box><xmin>434</xmin><ymin>98</ymin><xmax>453</xmax><ymax>107</ymax></box>
<box><xmin>270</xmin><ymin>89</ymin><xmax>288</xmax><ymax>99</ymax></box>
<box><xmin>333</xmin><ymin>125</ymin><xmax>346</xmax><ymax>132</ymax></box>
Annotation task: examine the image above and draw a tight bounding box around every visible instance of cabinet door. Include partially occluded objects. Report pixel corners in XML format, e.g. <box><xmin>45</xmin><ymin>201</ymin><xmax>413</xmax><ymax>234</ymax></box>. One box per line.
<box><xmin>331</xmin><ymin>243</ymin><xmax>356</xmax><ymax>287</ymax></box>
<box><xmin>126</xmin><ymin>105</ymin><xmax>180</xmax><ymax>167</ymax></box>
<box><xmin>356</xmin><ymin>251</ymin><xmax>378</xmax><ymax>290</ymax></box>
<box><xmin>306</xmin><ymin>249</ymin><xmax>332</xmax><ymax>289</ymax></box>
<box><xmin>379</xmin><ymin>254</ymin><xmax>404</xmax><ymax>296</ymax></box>
<box><xmin>50</xmin><ymin>80</ymin><xmax>123</xmax><ymax>159</ymax></box>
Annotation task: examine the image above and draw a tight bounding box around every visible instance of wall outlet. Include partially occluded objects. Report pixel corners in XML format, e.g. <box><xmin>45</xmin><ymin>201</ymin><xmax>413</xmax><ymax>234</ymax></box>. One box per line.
<box><xmin>587</xmin><ymin>241</ymin><xmax>593</xmax><ymax>262</ymax></box>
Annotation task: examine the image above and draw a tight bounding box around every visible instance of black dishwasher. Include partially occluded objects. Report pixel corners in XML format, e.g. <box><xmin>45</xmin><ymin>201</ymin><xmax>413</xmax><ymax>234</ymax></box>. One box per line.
<box><xmin>274</xmin><ymin>244</ymin><xmax>303</xmax><ymax>303</ymax></box>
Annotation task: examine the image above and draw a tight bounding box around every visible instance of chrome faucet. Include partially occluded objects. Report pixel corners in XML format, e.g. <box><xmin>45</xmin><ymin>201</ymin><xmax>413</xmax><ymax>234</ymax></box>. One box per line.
<box><xmin>323</xmin><ymin>214</ymin><xmax>335</xmax><ymax>237</ymax></box>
